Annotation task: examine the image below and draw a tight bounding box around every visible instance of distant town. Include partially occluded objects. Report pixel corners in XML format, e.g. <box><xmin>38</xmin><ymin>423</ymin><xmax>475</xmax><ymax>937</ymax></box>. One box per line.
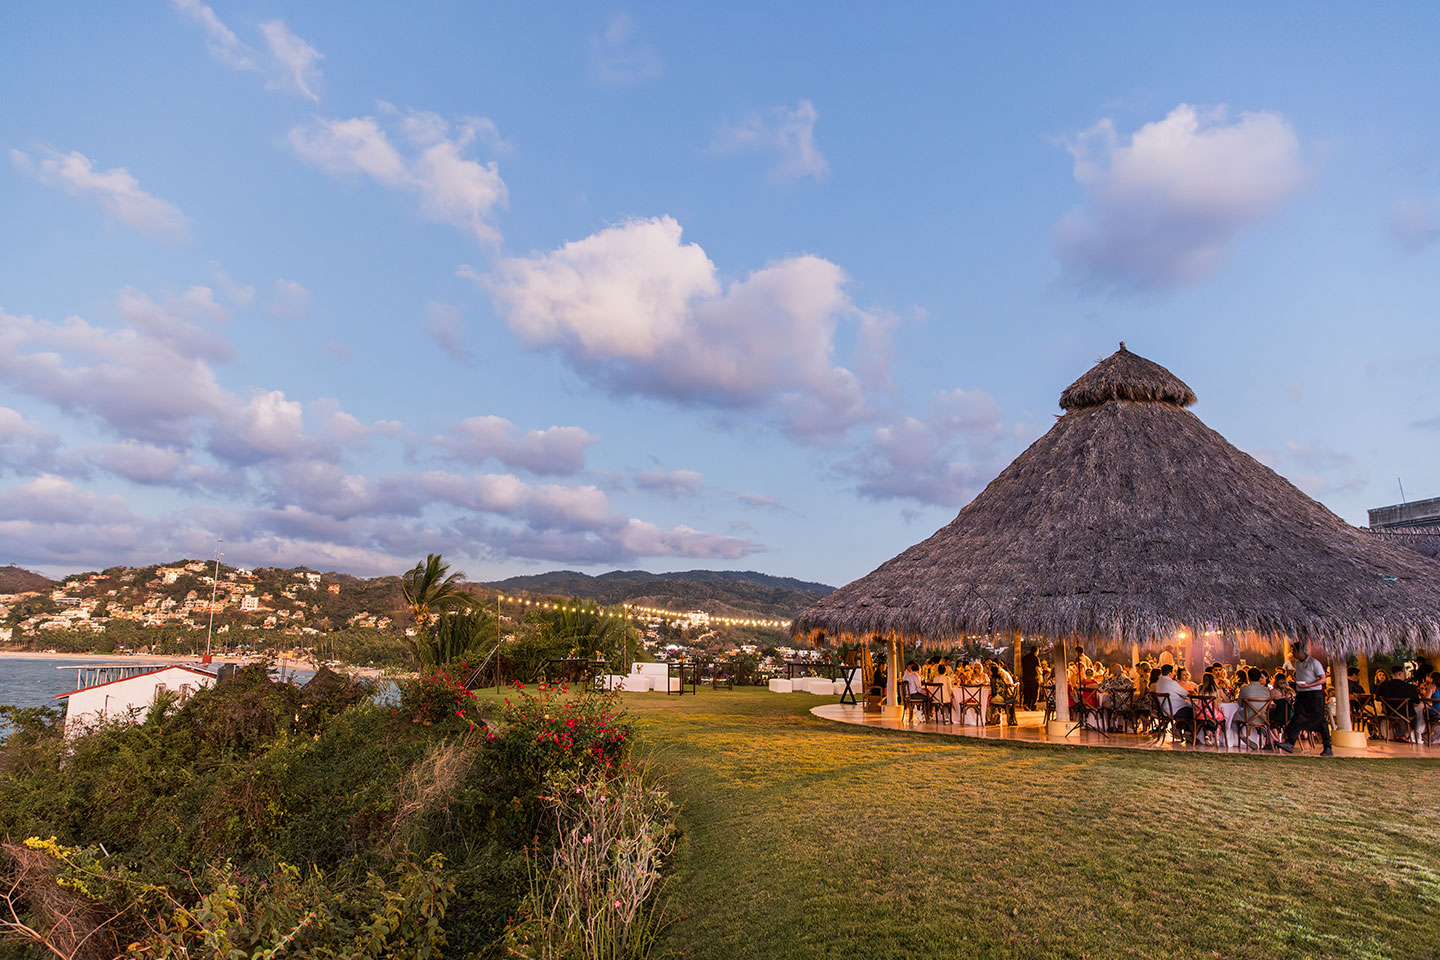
<box><xmin>0</xmin><ymin>561</ymin><xmax>828</xmax><ymax>669</ymax></box>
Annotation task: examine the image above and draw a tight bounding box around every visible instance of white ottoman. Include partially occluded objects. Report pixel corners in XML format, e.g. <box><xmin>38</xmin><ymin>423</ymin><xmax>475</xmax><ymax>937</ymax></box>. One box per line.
<box><xmin>832</xmin><ymin>679</ymin><xmax>848</xmax><ymax>696</ymax></box>
<box><xmin>620</xmin><ymin>675</ymin><xmax>651</xmax><ymax>692</ymax></box>
<box><xmin>768</xmin><ymin>679</ymin><xmax>793</xmax><ymax>693</ymax></box>
<box><xmin>805</xmin><ymin>677</ymin><xmax>834</xmax><ymax>694</ymax></box>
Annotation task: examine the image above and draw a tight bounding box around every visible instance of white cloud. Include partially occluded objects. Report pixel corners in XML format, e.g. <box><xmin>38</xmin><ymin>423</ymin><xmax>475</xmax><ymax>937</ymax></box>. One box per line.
<box><xmin>1280</xmin><ymin>440</ymin><xmax>1368</xmax><ymax>496</ymax></box>
<box><xmin>486</xmin><ymin>216</ymin><xmax>881</xmax><ymax>438</ymax></box>
<box><xmin>266</xmin><ymin>279</ymin><xmax>312</xmax><ymax>318</ymax></box>
<box><xmin>259</xmin><ymin>20</ymin><xmax>323</xmax><ymax>101</ymax></box>
<box><xmin>426</xmin><ymin>302</ymin><xmax>473</xmax><ymax>362</ymax></box>
<box><xmin>172</xmin><ymin>1</ymin><xmax>323</xmax><ymax>101</ymax></box>
<box><xmin>1389</xmin><ymin>195</ymin><xmax>1440</xmax><ymax>254</ymax></box>
<box><xmin>0</xmin><ymin>406</ymin><xmax>60</xmax><ymax>474</ymax></box>
<box><xmin>634</xmin><ymin>467</ymin><xmax>704</xmax><ymax>498</ymax></box>
<box><xmin>1055</xmin><ymin>104</ymin><xmax>1309</xmax><ymax>290</ymax></box>
<box><xmin>171</xmin><ymin>0</ymin><xmax>254</xmax><ymax>70</ymax></box>
<box><xmin>0</xmin><ymin>305</ymin><xmax>227</xmax><ymax>443</ymax></box>
<box><xmin>115</xmin><ymin>285</ymin><xmax>232</xmax><ymax>362</ymax></box>
<box><xmin>10</xmin><ymin>147</ymin><xmax>190</xmax><ymax>242</ymax></box>
<box><xmin>435</xmin><ymin>415</ymin><xmax>595</xmax><ymax>475</ymax></box>
<box><xmin>209</xmin><ymin>261</ymin><xmax>256</xmax><ymax>307</ymax></box>
<box><xmin>846</xmin><ymin>387</ymin><xmax>1013</xmax><ymax>507</ymax></box>
<box><xmin>712</xmin><ymin>100</ymin><xmax>827</xmax><ymax>181</ymax></box>
<box><xmin>290</xmin><ymin>110</ymin><xmax>507</xmax><ymax>245</ymax></box>
<box><xmin>590</xmin><ymin>12</ymin><xmax>662</xmax><ymax>85</ymax></box>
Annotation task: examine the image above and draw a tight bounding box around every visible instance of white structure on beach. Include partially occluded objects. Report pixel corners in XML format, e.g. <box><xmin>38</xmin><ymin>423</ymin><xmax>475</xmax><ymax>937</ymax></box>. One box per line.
<box><xmin>55</xmin><ymin>664</ymin><xmax>217</xmax><ymax>734</ymax></box>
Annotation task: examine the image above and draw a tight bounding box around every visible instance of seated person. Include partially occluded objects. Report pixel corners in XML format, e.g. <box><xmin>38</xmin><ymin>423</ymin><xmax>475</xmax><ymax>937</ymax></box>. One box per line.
<box><xmin>988</xmin><ymin>663</ymin><xmax>1017</xmax><ymax>724</ymax></box>
<box><xmin>929</xmin><ymin>661</ymin><xmax>955</xmax><ymax>706</ymax></box>
<box><xmin>1152</xmin><ymin>664</ymin><xmax>1192</xmax><ymax>720</ymax></box>
<box><xmin>901</xmin><ymin>661</ymin><xmax>923</xmax><ymax>695</ymax></box>
<box><xmin>1100</xmin><ymin>663</ymin><xmax>1135</xmax><ymax>694</ymax></box>
<box><xmin>1236</xmin><ymin>667</ymin><xmax>1272</xmax><ymax>708</ymax></box>
<box><xmin>1375</xmin><ymin>668</ymin><xmax>1421</xmax><ymax>723</ymax></box>
<box><xmin>869</xmin><ymin>661</ymin><xmax>888</xmax><ymax>697</ymax></box>
<box><xmin>1175</xmin><ymin>667</ymin><xmax>1199</xmax><ymax>695</ymax></box>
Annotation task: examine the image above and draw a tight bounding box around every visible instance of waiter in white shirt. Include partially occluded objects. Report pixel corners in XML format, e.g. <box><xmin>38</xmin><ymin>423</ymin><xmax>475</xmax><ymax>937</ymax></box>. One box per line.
<box><xmin>1276</xmin><ymin>640</ymin><xmax>1333</xmax><ymax>756</ymax></box>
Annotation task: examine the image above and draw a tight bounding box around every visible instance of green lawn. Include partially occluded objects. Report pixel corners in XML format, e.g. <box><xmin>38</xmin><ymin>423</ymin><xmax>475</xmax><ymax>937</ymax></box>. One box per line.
<box><xmin>616</xmin><ymin>689</ymin><xmax>1440</xmax><ymax>960</ymax></box>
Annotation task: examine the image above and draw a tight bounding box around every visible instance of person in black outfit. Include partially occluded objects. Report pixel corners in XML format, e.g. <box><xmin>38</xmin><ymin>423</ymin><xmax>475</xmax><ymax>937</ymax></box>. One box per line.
<box><xmin>1020</xmin><ymin>647</ymin><xmax>1040</xmax><ymax>710</ymax></box>
<box><xmin>869</xmin><ymin>657</ymin><xmax>888</xmax><ymax>698</ymax></box>
<box><xmin>1374</xmin><ymin>667</ymin><xmax>1421</xmax><ymax>740</ymax></box>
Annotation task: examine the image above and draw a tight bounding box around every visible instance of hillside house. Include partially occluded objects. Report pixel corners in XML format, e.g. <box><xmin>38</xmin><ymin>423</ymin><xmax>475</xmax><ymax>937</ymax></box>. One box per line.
<box><xmin>55</xmin><ymin>665</ymin><xmax>216</xmax><ymax>734</ymax></box>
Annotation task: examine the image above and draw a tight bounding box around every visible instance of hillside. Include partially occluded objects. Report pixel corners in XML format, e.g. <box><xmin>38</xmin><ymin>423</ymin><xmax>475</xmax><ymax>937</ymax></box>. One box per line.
<box><xmin>0</xmin><ymin>565</ymin><xmax>56</xmax><ymax>594</ymax></box>
<box><xmin>482</xmin><ymin>569</ymin><xmax>834</xmax><ymax>618</ymax></box>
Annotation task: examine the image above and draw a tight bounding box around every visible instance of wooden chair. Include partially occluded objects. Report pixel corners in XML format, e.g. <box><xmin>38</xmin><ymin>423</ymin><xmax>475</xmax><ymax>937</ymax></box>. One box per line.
<box><xmin>1102</xmin><ymin>688</ymin><xmax>1135</xmax><ymax>733</ymax></box>
<box><xmin>1040</xmin><ymin>685</ymin><xmax>1057</xmax><ymax>726</ymax></box>
<box><xmin>1147</xmin><ymin>693</ymin><xmax>1176</xmax><ymax>745</ymax></box>
<box><xmin>1187</xmin><ymin>695</ymin><xmax>1223</xmax><ymax>747</ymax></box>
<box><xmin>1374</xmin><ymin>697</ymin><xmax>1417</xmax><ymax>743</ymax></box>
<box><xmin>956</xmin><ymin>685</ymin><xmax>985</xmax><ymax>726</ymax></box>
<box><xmin>1425</xmin><ymin>699</ymin><xmax>1440</xmax><ymax>746</ymax></box>
<box><xmin>989</xmin><ymin>681</ymin><xmax>1018</xmax><ymax>726</ymax></box>
<box><xmin>1067</xmin><ymin>685</ymin><xmax>1108</xmax><ymax>738</ymax></box>
<box><xmin>1237</xmin><ymin>697</ymin><xmax>1274</xmax><ymax>750</ymax></box>
<box><xmin>923</xmin><ymin>683</ymin><xmax>953</xmax><ymax>723</ymax></box>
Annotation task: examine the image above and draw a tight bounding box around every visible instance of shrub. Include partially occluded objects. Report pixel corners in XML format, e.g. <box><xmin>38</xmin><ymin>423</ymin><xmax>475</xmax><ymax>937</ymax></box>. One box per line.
<box><xmin>505</xmin><ymin>770</ymin><xmax>679</xmax><ymax>960</ymax></box>
<box><xmin>398</xmin><ymin>667</ymin><xmax>480</xmax><ymax>728</ymax></box>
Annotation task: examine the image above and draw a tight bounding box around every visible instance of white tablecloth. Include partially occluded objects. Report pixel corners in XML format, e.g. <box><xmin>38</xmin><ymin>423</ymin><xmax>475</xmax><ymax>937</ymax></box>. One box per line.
<box><xmin>949</xmin><ymin>685</ymin><xmax>991</xmax><ymax>726</ymax></box>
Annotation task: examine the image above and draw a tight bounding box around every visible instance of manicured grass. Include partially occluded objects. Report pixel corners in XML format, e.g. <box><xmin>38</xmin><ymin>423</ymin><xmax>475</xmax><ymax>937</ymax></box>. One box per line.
<box><xmin>616</xmin><ymin>689</ymin><xmax>1440</xmax><ymax>960</ymax></box>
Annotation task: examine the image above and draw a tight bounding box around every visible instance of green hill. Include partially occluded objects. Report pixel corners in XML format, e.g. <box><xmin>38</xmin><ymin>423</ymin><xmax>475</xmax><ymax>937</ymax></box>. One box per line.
<box><xmin>482</xmin><ymin>569</ymin><xmax>833</xmax><ymax>619</ymax></box>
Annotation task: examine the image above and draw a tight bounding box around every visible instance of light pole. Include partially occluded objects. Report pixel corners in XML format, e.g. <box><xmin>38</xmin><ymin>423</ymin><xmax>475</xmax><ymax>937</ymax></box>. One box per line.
<box><xmin>204</xmin><ymin>538</ymin><xmax>223</xmax><ymax>659</ymax></box>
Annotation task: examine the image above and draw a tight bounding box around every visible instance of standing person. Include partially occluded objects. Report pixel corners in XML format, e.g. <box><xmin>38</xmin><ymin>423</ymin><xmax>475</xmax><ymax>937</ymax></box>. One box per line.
<box><xmin>1020</xmin><ymin>646</ymin><xmax>1040</xmax><ymax>710</ymax></box>
<box><xmin>1277</xmin><ymin>641</ymin><xmax>1332</xmax><ymax>756</ymax></box>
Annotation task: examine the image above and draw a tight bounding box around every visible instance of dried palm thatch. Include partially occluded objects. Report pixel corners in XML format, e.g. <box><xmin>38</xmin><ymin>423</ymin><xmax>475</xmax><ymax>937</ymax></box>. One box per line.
<box><xmin>795</xmin><ymin>344</ymin><xmax>1440</xmax><ymax>657</ymax></box>
<box><xmin>1366</xmin><ymin>527</ymin><xmax>1440</xmax><ymax>563</ymax></box>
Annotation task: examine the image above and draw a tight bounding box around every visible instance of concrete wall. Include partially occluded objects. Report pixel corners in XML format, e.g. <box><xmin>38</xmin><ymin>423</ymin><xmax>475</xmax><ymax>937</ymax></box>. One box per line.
<box><xmin>1368</xmin><ymin>496</ymin><xmax>1440</xmax><ymax>529</ymax></box>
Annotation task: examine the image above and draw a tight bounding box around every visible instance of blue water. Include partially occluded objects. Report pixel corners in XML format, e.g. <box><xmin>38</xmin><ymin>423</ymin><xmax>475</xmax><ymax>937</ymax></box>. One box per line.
<box><xmin>0</xmin><ymin>657</ymin><xmax>317</xmax><ymax>733</ymax></box>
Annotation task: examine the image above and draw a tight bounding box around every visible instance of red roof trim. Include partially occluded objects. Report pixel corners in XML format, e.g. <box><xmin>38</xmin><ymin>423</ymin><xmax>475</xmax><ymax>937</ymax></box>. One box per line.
<box><xmin>54</xmin><ymin>664</ymin><xmax>216</xmax><ymax>699</ymax></box>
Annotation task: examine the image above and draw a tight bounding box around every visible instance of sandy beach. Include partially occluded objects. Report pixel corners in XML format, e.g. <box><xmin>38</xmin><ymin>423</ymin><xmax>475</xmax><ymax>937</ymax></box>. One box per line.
<box><xmin>0</xmin><ymin>648</ymin><xmax>388</xmax><ymax>679</ymax></box>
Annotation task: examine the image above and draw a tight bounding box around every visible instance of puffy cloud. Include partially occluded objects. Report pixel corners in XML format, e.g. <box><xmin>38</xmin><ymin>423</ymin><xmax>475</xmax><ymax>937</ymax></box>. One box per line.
<box><xmin>590</xmin><ymin>12</ymin><xmax>662</xmax><ymax>85</ymax></box>
<box><xmin>259</xmin><ymin>20</ymin><xmax>323</xmax><ymax>101</ymax></box>
<box><xmin>266</xmin><ymin>280</ymin><xmax>311</xmax><ymax>318</ymax></box>
<box><xmin>435</xmin><ymin>415</ymin><xmax>595</xmax><ymax>475</ymax></box>
<box><xmin>846</xmin><ymin>388</ymin><xmax>1012</xmax><ymax>507</ymax></box>
<box><xmin>172</xmin><ymin>1</ymin><xmax>323</xmax><ymax>101</ymax></box>
<box><xmin>116</xmin><ymin>285</ymin><xmax>232</xmax><ymax>362</ymax></box>
<box><xmin>209</xmin><ymin>261</ymin><xmax>256</xmax><ymax>307</ymax></box>
<box><xmin>486</xmin><ymin>216</ymin><xmax>882</xmax><ymax>438</ymax></box>
<box><xmin>1389</xmin><ymin>195</ymin><xmax>1440</xmax><ymax>254</ymax></box>
<box><xmin>1055</xmin><ymin>104</ymin><xmax>1309</xmax><ymax>290</ymax></box>
<box><xmin>712</xmin><ymin>100</ymin><xmax>827</xmax><ymax>181</ymax></box>
<box><xmin>0</xmin><ymin>306</ymin><xmax>226</xmax><ymax>443</ymax></box>
<box><xmin>0</xmin><ymin>406</ymin><xmax>60</xmax><ymax>474</ymax></box>
<box><xmin>290</xmin><ymin>109</ymin><xmax>507</xmax><ymax>245</ymax></box>
<box><xmin>10</xmin><ymin>147</ymin><xmax>189</xmax><ymax>242</ymax></box>
<box><xmin>634</xmin><ymin>468</ymin><xmax>704</xmax><ymax>498</ymax></box>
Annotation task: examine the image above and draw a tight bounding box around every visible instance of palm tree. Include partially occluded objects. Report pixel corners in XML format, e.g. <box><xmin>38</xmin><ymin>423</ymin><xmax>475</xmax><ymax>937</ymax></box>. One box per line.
<box><xmin>401</xmin><ymin>554</ymin><xmax>467</xmax><ymax>659</ymax></box>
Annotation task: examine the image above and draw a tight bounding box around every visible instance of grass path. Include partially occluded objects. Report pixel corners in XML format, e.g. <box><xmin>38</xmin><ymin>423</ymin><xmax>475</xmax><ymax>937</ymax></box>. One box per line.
<box><xmin>621</xmin><ymin>690</ymin><xmax>1440</xmax><ymax>960</ymax></box>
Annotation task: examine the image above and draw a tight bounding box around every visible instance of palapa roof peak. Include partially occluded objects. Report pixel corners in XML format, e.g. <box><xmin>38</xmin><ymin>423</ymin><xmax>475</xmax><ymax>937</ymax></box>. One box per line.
<box><xmin>1059</xmin><ymin>342</ymin><xmax>1198</xmax><ymax>410</ymax></box>
<box><xmin>795</xmin><ymin>345</ymin><xmax>1440</xmax><ymax>656</ymax></box>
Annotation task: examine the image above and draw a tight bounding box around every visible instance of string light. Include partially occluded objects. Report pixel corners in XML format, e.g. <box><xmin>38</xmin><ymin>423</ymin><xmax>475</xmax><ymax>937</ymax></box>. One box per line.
<box><xmin>492</xmin><ymin>594</ymin><xmax>790</xmax><ymax>629</ymax></box>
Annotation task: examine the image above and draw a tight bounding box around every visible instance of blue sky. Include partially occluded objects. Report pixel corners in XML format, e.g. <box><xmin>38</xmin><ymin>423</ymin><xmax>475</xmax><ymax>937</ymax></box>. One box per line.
<box><xmin>2</xmin><ymin>2</ymin><xmax>1438</xmax><ymax>584</ymax></box>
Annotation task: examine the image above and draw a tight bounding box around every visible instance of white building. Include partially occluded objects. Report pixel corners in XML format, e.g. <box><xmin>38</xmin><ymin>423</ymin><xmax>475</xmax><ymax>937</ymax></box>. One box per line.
<box><xmin>55</xmin><ymin>665</ymin><xmax>216</xmax><ymax>734</ymax></box>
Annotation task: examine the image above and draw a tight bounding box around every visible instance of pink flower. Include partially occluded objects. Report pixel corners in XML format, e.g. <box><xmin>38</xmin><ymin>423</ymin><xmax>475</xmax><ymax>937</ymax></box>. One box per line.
<box><xmin>613</xmin><ymin>899</ymin><xmax>623</xmax><ymax>909</ymax></box>
<box><xmin>581</xmin><ymin>834</ymin><xmax>593</xmax><ymax>844</ymax></box>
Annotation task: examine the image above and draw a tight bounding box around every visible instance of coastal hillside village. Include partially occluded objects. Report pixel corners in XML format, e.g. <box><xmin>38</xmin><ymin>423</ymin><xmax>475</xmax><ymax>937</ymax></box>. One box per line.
<box><xmin>0</xmin><ymin>562</ymin><xmax>823</xmax><ymax>667</ymax></box>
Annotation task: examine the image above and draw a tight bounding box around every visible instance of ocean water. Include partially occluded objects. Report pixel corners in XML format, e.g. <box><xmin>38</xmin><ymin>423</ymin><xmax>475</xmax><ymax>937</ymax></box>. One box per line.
<box><xmin>0</xmin><ymin>657</ymin><xmax>317</xmax><ymax>733</ymax></box>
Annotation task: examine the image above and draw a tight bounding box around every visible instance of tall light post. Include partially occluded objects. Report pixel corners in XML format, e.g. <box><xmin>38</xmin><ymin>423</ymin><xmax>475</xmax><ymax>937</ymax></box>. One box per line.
<box><xmin>204</xmin><ymin>538</ymin><xmax>223</xmax><ymax>659</ymax></box>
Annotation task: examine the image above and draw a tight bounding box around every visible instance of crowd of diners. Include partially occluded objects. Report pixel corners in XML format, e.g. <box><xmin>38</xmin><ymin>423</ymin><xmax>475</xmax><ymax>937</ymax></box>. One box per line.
<box><xmin>865</xmin><ymin>639</ymin><xmax>1440</xmax><ymax>754</ymax></box>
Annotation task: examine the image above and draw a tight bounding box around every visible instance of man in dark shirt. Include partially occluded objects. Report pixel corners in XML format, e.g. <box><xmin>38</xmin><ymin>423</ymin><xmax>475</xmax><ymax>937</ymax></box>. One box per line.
<box><xmin>1374</xmin><ymin>667</ymin><xmax>1421</xmax><ymax>740</ymax></box>
<box><xmin>1020</xmin><ymin>647</ymin><xmax>1040</xmax><ymax>710</ymax></box>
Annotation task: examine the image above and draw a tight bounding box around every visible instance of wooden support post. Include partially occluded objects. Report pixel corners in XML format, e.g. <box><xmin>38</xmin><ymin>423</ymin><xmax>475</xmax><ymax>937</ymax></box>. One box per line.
<box><xmin>1049</xmin><ymin>636</ymin><xmax>1071</xmax><ymax>735</ymax></box>
<box><xmin>1131</xmin><ymin>643</ymin><xmax>1140</xmax><ymax>668</ymax></box>
<box><xmin>885</xmin><ymin>636</ymin><xmax>900</xmax><ymax>718</ymax></box>
<box><xmin>1356</xmin><ymin>652</ymin><xmax>1372</xmax><ymax>694</ymax></box>
<box><xmin>1331</xmin><ymin>658</ymin><xmax>1367</xmax><ymax>749</ymax></box>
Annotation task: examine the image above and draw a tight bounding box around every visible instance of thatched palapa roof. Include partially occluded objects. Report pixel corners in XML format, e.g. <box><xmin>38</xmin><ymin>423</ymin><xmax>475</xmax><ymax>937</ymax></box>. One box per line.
<box><xmin>1367</xmin><ymin>527</ymin><xmax>1440</xmax><ymax>564</ymax></box>
<box><xmin>795</xmin><ymin>344</ymin><xmax>1440</xmax><ymax>656</ymax></box>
